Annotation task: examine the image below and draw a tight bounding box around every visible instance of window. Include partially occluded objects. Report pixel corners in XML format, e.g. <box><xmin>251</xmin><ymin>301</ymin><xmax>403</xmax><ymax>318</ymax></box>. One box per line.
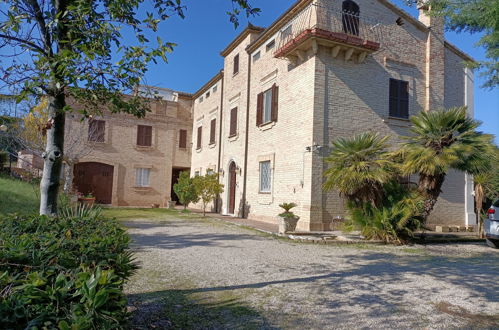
<box><xmin>253</xmin><ymin>51</ymin><xmax>261</xmax><ymax>62</ymax></box>
<box><xmin>206</xmin><ymin>91</ymin><xmax>210</xmax><ymax>99</ymax></box>
<box><xmin>88</xmin><ymin>120</ymin><xmax>105</xmax><ymax>142</ymax></box>
<box><xmin>259</xmin><ymin>161</ymin><xmax>271</xmax><ymax>193</ymax></box>
<box><xmin>135</xmin><ymin>168</ymin><xmax>151</xmax><ymax>187</ymax></box>
<box><xmin>342</xmin><ymin>0</ymin><xmax>360</xmax><ymax>36</ymax></box>
<box><xmin>209</xmin><ymin>118</ymin><xmax>216</xmax><ymax>145</ymax></box>
<box><xmin>389</xmin><ymin>78</ymin><xmax>409</xmax><ymax>119</ymax></box>
<box><xmin>233</xmin><ymin>54</ymin><xmax>240</xmax><ymax>75</ymax></box>
<box><xmin>194</xmin><ymin>171</ymin><xmax>200</xmax><ymax>177</ymax></box>
<box><xmin>266</xmin><ymin>39</ymin><xmax>275</xmax><ymax>52</ymax></box>
<box><xmin>199</xmin><ymin>96</ymin><xmax>204</xmax><ymax>103</ymax></box>
<box><xmin>179</xmin><ymin>129</ymin><xmax>187</xmax><ymax>148</ymax></box>
<box><xmin>213</xmin><ymin>84</ymin><xmax>218</xmax><ymax>93</ymax></box>
<box><xmin>196</xmin><ymin>126</ymin><xmax>202</xmax><ymax>149</ymax></box>
<box><xmin>256</xmin><ymin>84</ymin><xmax>279</xmax><ymax>126</ymax></box>
<box><xmin>229</xmin><ymin>107</ymin><xmax>238</xmax><ymax>137</ymax></box>
<box><xmin>137</xmin><ymin>125</ymin><xmax>153</xmax><ymax>146</ymax></box>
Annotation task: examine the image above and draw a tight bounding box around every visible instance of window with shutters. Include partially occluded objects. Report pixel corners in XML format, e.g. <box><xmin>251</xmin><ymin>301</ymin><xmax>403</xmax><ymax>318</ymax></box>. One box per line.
<box><xmin>179</xmin><ymin>129</ymin><xmax>187</xmax><ymax>149</ymax></box>
<box><xmin>88</xmin><ymin>120</ymin><xmax>105</xmax><ymax>142</ymax></box>
<box><xmin>233</xmin><ymin>54</ymin><xmax>239</xmax><ymax>75</ymax></box>
<box><xmin>135</xmin><ymin>168</ymin><xmax>151</xmax><ymax>187</ymax></box>
<box><xmin>209</xmin><ymin>119</ymin><xmax>216</xmax><ymax>145</ymax></box>
<box><xmin>229</xmin><ymin>107</ymin><xmax>238</xmax><ymax>137</ymax></box>
<box><xmin>259</xmin><ymin>161</ymin><xmax>271</xmax><ymax>193</ymax></box>
<box><xmin>137</xmin><ymin>125</ymin><xmax>153</xmax><ymax>147</ymax></box>
<box><xmin>196</xmin><ymin>126</ymin><xmax>202</xmax><ymax>150</ymax></box>
<box><xmin>256</xmin><ymin>84</ymin><xmax>279</xmax><ymax>127</ymax></box>
<box><xmin>389</xmin><ymin>78</ymin><xmax>409</xmax><ymax>119</ymax></box>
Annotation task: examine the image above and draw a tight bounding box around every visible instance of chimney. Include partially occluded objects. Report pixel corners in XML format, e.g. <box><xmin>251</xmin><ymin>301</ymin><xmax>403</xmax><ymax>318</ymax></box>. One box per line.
<box><xmin>418</xmin><ymin>2</ymin><xmax>445</xmax><ymax>111</ymax></box>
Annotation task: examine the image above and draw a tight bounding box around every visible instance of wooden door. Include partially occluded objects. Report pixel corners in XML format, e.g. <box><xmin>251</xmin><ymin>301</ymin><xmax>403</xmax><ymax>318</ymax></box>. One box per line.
<box><xmin>229</xmin><ymin>162</ymin><xmax>237</xmax><ymax>214</ymax></box>
<box><xmin>74</xmin><ymin>162</ymin><xmax>114</xmax><ymax>204</ymax></box>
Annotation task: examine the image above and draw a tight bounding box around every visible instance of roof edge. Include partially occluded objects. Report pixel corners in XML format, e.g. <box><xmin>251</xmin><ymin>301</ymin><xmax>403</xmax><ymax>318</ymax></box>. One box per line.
<box><xmin>246</xmin><ymin>0</ymin><xmax>313</xmax><ymax>54</ymax></box>
<box><xmin>220</xmin><ymin>24</ymin><xmax>266</xmax><ymax>57</ymax></box>
<box><xmin>192</xmin><ymin>70</ymin><xmax>224</xmax><ymax>99</ymax></box>
<box><xmin>444</xmin><ymin>41</ymin><xmax>476</xmax><ymax>63</ymax></box>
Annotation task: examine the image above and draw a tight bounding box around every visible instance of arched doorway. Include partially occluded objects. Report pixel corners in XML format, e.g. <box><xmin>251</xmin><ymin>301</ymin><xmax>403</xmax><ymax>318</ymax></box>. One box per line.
<box><xmin>74</xmin><ymin>162</ymin><xmax>114</xmax><ymax>204</ymax></box>
<box><xmin>228</xmin><ymin>162</ymin><xmax>237</xmax><ymax>215</ymax></box>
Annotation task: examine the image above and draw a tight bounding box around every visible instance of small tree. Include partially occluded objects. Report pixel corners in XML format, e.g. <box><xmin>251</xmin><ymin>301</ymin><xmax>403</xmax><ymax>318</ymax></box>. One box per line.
<box><xmin>173</xmin><ymin>171</ymin><xmax>199</xmax><ymax>210</ymax></box>
<box><xmin>193</xmin><ymin>174</ymin><xmax>224</xmax><ymax>217</ymax></box>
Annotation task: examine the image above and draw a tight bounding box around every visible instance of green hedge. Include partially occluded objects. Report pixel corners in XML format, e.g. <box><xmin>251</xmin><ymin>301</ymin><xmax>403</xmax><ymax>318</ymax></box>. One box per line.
<box><xmin>0</xmin><ymin>214</ymin><xmax>137</xmax><ymax>329</ymax></box>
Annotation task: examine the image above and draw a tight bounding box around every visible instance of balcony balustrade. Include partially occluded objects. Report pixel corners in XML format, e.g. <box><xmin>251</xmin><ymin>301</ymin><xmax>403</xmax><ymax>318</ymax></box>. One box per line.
<box><xmin>274</xmin><ymin>3</ymin><xmax>382</xmax><ymax>63</ymax></box>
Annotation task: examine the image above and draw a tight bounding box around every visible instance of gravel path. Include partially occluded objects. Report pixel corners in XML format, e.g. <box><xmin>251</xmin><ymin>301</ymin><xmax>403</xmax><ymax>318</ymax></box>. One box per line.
<box><xmin>124</xmin><ymin>214</ymin><xmax>499</xmax><ymax>329</ymax></box>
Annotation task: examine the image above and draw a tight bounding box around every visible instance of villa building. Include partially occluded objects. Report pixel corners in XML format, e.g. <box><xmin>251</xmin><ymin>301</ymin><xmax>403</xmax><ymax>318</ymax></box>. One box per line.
<box><xmin>189</xmin><ymin>0</ymin><xmax>476</xmax><ymax>230</ymax></box>
<box><xmin>67</xmin><ymin>89</ymin><xmax>193</xmax><ymax>207</ymax></box>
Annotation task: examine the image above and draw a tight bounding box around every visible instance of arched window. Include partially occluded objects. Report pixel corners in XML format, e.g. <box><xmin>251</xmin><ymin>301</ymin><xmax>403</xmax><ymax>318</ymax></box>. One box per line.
<box><xmin>342</xmin><ymin>0</ymin><xmax>360</xmax><ymax>36</ymax></box>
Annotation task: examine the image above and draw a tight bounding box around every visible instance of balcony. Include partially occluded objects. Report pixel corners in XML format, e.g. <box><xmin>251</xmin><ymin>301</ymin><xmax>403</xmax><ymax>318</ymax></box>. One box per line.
<box><xmin>274</xmin><ymin>3</ymin><xmax>382</xmax><ymax>63</ymax></box>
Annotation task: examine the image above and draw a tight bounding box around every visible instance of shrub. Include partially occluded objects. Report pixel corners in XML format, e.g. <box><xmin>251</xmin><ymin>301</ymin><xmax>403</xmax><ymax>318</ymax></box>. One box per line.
<box><xmin>173</xmin><ymin>171</ymin><xmax>199</xmax><ymax>210</ymax></box>
<box><xmin>0</xmin><ymin>212</ymin><xmax>137</xmax><ymax>329</ymax></box>
<box><xmin>193</xmin><ymin>174</ymin><xmax>224</xmax><ymax>216</ymax></box>
<box><xmin>278</xmin><ymin>202</ymin><xmax>298</xmax><ymax>219</ymax></box>
<box><xmin>344</xmin><ymin>182</ymin><xmax>424</xmax><ymax>243</ymax></box>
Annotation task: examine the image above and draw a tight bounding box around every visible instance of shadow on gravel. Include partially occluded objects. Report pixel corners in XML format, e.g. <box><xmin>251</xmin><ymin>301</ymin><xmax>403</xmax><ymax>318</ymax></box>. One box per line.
<box><xmin>128</xmin><ymin>289</ymin><xmax>278</xmax><ymax>330</ymax></box>
<box><xmin>126</xmin><ymin>221</ymin><xmax>266</xmax><ymax>250</ymax></box>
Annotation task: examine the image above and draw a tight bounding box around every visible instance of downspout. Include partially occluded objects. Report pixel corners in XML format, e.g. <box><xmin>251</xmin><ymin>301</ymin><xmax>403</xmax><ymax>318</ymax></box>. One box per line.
<box><xmin>216</xmin><ymin>70</ymin><xmax>225</xmax><ymax>213</ymax></box>
<box><xmin>241</xmin><ymin>52</ymin><xmax>252</xmax><ymax>218</ymax></box>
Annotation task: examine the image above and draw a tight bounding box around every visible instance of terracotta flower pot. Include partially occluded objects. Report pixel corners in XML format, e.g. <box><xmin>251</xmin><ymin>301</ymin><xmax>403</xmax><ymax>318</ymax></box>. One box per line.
<box><xmin>78</xmin><ymin>197</ymin><xmax>95</xmax><ymax>207</ymax></box>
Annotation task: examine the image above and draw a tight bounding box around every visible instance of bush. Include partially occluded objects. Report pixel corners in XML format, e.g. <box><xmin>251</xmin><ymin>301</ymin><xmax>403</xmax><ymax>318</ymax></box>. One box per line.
<box><xmin>344</xmin><ymin>182</ymin><xmax>424</xmax><ymax>243</ymax></box>
<box><xmin>0</xmin><ymin>212</ymin><xmax>137</xmax><ymax>329</ymax></box>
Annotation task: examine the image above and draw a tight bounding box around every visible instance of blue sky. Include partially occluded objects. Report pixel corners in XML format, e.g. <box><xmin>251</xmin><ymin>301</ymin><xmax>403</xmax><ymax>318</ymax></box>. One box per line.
<box><xmin>143</xmin><ymin>0</ymin><xmax>498</xmax><ymax>142</ymax></box>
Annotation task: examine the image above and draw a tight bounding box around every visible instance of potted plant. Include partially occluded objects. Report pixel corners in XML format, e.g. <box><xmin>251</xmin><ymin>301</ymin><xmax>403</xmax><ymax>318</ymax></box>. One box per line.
<box><xmin>78</xmin><ymin>192</ymin><xmax>96</xmax><ymax>206</ymax></box>
<box><xmin>278</xmin><ymin>203</ymin><xmax>300</xmax><ymax>234</ymax></box>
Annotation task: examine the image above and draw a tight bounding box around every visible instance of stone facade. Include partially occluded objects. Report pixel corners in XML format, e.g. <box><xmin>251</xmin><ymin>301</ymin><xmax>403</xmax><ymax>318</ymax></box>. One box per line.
<box><xmin>67</xmin><ymin>91</ymin><xmax>193</xmax><ymax>207</ymax></box>
<box><xmin>190</xmin><ymin>0</ymin><xmax>476</xmax><ymax>230</ymax></box>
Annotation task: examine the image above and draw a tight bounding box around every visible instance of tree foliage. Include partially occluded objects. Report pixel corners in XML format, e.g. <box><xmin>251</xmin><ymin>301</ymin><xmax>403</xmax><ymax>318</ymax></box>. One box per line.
<box><xmin>323</xmin><ymin>132</ymin><xmax>394</xmax><ymax>208</ymax></box>
<box><xmin>173</xmin><ymin>171</ymin><xmax>199</xmax><ymax>210</ymax></box>
<box><xmin>398</xmin><ymin>107</ymin><xmax>494</xmax><ymax>220</ymax></box>
<box><xmin>193</xmin><ymin>173</ymin><xmax>224</xmax><ymax>217</ymax></box>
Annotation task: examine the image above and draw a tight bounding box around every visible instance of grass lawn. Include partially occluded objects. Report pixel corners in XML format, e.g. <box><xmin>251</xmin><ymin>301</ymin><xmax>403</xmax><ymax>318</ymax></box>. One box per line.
<box><xmin>0</xmin><ymin>175</ymin><xmax>39</xmax><ymax>216</ymax></box>
<box><xmin>102</xmin><ymin>207</ymin><xmax>191</xmax><ymax>220</ymax></box>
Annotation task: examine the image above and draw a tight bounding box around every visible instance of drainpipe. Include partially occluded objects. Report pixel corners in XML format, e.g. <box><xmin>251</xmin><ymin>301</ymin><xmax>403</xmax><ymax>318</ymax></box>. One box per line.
<box><xmin>216</xmin><ymin>70</ymin><xmax>225</xmax><ymax>213</ymax></box>
<box><xmin>241</xmin><ymin>51</ymin><xmax>252</xmax><ymax>218</ymax></box>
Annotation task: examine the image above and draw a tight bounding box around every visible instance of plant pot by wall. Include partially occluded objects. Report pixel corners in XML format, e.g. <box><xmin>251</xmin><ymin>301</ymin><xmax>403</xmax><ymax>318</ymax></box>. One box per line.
<box><xmin>278</xmin><ymin>215</ymin><xmax>300</xmax><ymax>234</ymax></box>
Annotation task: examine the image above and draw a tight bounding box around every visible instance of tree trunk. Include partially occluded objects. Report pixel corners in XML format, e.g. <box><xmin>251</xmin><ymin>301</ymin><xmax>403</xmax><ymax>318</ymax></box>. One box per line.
<box><xmin>39</xmin><ymin>93</ymin><xmax>65</xmax><ymax>216</ymax></box>
<box><xmin>63</xmin><ymin>160</ymin><xmax>74</xmax><ymax>194</ymax></box>
<box><xmin>419</xmin><ymin>173</ymin><xmax>446</xmax><ymax>223</ymax></box>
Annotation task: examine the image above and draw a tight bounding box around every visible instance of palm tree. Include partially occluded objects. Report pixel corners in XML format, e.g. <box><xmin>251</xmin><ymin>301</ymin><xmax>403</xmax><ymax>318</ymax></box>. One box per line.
<box><xmin>399</xmin><ymin>107</ymin><xmax>494</xmax><ymax>222</ymax></box>
<box><xmin>323</xmin><ymin>132</ymin><xmax>395</xmax><ymax>207</ymax></box>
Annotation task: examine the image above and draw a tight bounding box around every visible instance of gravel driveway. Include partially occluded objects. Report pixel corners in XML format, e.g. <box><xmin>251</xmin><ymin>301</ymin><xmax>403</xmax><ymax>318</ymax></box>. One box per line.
<box><xmin>124</xmin><ymin>213</ymin><xmax>499</xmax><ymax>329</ymax></box>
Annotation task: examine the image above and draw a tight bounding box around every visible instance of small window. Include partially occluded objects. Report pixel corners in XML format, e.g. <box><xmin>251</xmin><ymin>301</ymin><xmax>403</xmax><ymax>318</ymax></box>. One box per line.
<box><xmin>88</xmin><ymin>120</ymin><xmax>105</xmax><ymax>142</ymax></box>
<box><xmin>199</xmin><ymin>96</ymin><xmax>204</xmax><ymax>103</ymax></box>
<box><xmin>179</xmin><ymin>129</ymin><xmax>187</xmax><ymax>148</ymax></box>
<box><xmin>196</xmin><ymin>126</ymin><xmax>202</xmax><ymax>150</ymax></box>
<box><xmin>259</xmin><ymin>161</ymin><xmax>271</xmax><ymax>193</ymax></box>
<box><xmin>229</xmin><ymin>107</ymin><xmax>238</xmax><ymax>137</ymax></box>
<box><xmin>209</xmin><ymin>118</ymin><xmax>216</xmax><ymax>145</ymax></box>
<box><xmin>233</xmin><ymin>54</ymin><xmax>240</xmax><ymax>75</ymax></box>
<box><xmin>389</xmin><ymin>78</ymin><xmax>409</xmax><ymax>119</ymax></box>
<box><xmin>194</xmin><ymin>171</ymin><xmax>200</xmax><ymax>177</ymax></box>
<box><xmin>213</xmin><ymin>84</ymin><xmax>218</xmax><ymax>93</ymax></box>
<box><xmin>253</xmin><ymin>51</ymin><xmax>261</xmax><ymax>62</ymax></box>
<box><xmin>266</xmin><ymin>40</ymin><xmax>275</xmax><ymax>52</ymax></box>
<box><xmin>137</xmin><ymin>125</ymin><xmax>153</xmax><ymax>147</ymax></box>
<box><xmin>135</xmin><ymin>168</ymin><xmax>151</xmax><ymax>187</ymax></box>
<box><xmin>206</xmin><ymin>91</ymin><xmax>210</xmax><ymax>99</ymax></box>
